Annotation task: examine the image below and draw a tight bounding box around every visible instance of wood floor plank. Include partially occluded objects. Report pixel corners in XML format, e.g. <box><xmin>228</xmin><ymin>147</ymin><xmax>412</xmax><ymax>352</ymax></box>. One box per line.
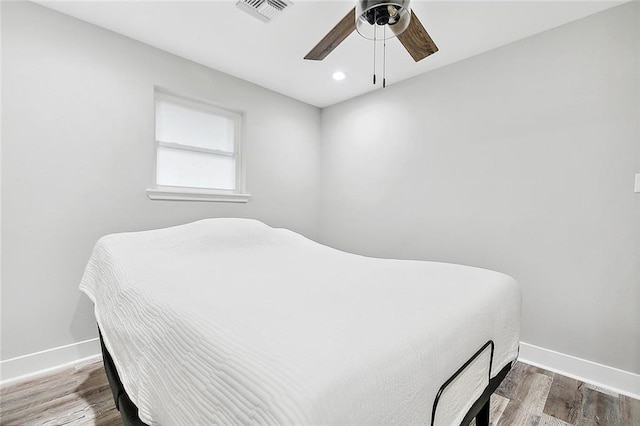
<box><xmin>537</xmin><ymin>413</ymin><xmax>573</xmax><ymax>425</ymax></box>
<box><xmin>543</xmin><ymin>373</ymin><xmax>586</xmax><ymax>424</ymax></box>
<box><xmin>496</xmin><ymin>361</ymin><xmax>528</xmax><ymax>400</ymax></box>
<box><xmin>577</xmin><ymin>387</ymin><xmax>621</xmax><ymax>426</ymax></box>
<box><xmin>489</xmin><ymin>394</ymin><xmax>510</xmax><ymax>426</ymax></box>
<box><xmin>620</xmin><ymin>394</ymin><xmax>640</xmax><ymax>426</ymax></box>
<box><xmin>497</xmin><ymin>371</ymin><xmax>553</xmax><ymax>425</ymax></box>
<box><xmin>524</xmin><ymin>364</ymin><xmax>555</xmax><ymax>378</ymax></box>
<box><xmin>586</xmin><ymin>383</ymin><xmax>619</xmax><ymax>398</ymax></box>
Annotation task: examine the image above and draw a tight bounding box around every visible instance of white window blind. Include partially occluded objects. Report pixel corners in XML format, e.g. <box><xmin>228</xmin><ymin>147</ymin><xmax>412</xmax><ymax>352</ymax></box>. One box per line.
<box><xmin>156</xmin><ymin>101</ymin><xmax>236</xmax><ymax>153</ymax></box>
<box><xmin>149</xmin><ymin>90</ymin><xmax>248</xmax><ymax>202</ymax></box>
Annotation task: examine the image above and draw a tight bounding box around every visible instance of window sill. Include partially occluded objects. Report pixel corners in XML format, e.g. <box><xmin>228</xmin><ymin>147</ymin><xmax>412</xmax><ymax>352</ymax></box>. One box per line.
<box><xmin>146</xmin><ymin>188</ymin><xmax>251</xmax><ymax>203</ymax></box>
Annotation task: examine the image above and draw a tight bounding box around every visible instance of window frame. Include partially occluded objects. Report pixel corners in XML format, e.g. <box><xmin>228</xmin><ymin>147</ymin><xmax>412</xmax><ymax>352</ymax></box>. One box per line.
<box><xmin>147</xmin><ymin>89</ymin><xmax>250</xmax><ymax>203</ymax></box>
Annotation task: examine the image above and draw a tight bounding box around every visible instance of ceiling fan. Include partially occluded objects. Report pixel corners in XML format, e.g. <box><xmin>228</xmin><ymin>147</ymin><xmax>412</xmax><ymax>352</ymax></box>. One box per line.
<box><xmin>304</xmin><ymin>0</ymin><xmax>438</xmax><ymax>63</ymax></box>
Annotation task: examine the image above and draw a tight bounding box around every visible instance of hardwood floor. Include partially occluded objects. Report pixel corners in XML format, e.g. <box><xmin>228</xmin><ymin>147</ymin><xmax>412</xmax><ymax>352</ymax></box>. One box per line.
<box><xmin>1</xmin><ymin>359</ymin><xmax>638</xmax><ymax>425</ymax></box>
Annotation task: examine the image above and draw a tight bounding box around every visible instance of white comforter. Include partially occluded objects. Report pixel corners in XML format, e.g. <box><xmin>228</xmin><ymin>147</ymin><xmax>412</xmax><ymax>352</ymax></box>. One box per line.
<box><xmin>80</xmin><ymin>218</ymin><xmax>520</xmax><ymax>425</ymax></box>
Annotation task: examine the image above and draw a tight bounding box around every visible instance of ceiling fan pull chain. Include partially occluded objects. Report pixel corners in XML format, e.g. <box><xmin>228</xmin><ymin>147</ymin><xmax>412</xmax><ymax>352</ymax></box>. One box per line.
<box><xmin>383</xmin><ymin>24</ymin><xmax>387</xmax><ymax>88</ymax></box>
<box><xmin>372</xmin><ymin>10</ymin><xmax>377</xmax><ymax>85</ymax></box>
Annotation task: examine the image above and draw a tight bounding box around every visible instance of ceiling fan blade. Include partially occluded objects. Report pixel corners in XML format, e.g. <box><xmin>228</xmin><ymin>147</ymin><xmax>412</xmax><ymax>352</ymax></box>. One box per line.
<box><xmin>304</xmin><ymin>7</ymin><xmax>356</xmax><ymax>61</ymax></box>
<box><xmin>396</xmin><ymin>11</ymin><xmax>438</xmax><ymax>62</ymax></box>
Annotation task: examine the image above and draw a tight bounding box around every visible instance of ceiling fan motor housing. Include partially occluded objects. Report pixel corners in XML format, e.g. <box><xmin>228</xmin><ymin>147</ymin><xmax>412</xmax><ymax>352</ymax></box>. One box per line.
<box><xmin>356</xmin><ymin>0</ymin><xmax>411</xmax><ymax>39</ymax></box>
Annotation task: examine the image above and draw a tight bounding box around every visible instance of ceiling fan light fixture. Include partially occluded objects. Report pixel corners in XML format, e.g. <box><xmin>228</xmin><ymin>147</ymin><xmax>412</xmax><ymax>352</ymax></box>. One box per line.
<box><xmin>355</xmin><ymin>0</ymin><xmax>411</xmax><ymax>40</ymax></box>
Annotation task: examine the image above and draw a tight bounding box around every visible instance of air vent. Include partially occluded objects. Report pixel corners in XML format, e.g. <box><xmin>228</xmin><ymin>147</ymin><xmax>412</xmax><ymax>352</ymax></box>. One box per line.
<box><xmin>236</xmin><ymin>0</ymin><xmax>292</xmax><ymax>23</ymax></box>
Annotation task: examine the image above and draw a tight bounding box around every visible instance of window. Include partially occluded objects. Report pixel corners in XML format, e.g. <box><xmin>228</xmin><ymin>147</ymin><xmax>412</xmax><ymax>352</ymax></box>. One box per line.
<box><xmin>146</xmin><ymin>90</ymin><xmax>249</xmax><ymax>202</ymax></box>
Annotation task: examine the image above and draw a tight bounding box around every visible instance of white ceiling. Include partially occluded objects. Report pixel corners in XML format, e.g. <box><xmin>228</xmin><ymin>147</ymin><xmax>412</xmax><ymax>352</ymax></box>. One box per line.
<box><xmin>37</xmin><ymin>0</ymin><xmax>626</xmax><ymax>107</ymax></box>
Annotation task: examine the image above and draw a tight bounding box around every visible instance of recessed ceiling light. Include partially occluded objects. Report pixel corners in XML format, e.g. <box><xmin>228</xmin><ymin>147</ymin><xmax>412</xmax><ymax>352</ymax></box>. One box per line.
<box><xmin>332</xmin><ymin>71</ymin><xmax>347</xmax><ymax>81</ymax></box>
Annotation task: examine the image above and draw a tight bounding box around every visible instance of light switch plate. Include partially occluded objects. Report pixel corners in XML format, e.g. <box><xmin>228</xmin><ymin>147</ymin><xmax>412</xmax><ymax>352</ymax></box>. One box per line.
<box><xmin>636</xmin><ymin>174</ymin><xmax>640</xmax><ymax>193</ymax></box>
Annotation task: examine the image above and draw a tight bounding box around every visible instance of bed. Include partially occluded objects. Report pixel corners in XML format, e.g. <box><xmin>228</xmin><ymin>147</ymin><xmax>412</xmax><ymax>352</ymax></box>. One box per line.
<box><xmin>80</xmin><ymin>218</ymin><xmax>520</xmax><ymax>425</ymax></box>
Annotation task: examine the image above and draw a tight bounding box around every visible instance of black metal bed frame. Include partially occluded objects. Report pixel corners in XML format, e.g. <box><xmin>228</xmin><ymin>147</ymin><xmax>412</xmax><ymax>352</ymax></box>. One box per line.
<box><xmin>431</xmin><ymin>340</ymin><xmax>512</xmax><ymax>426</ymax></box>
<box><xmin>100</xmin><ymin>331</ymin><xmax>146</xmax><ymax>426</ymax></box>
<box><xmin>100</xmin><ymin>331</ymin><xmax>511</xmax><ymax>426</ymax></box>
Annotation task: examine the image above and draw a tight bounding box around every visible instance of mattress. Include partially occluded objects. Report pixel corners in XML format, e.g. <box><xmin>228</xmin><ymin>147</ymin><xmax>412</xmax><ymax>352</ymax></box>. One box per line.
<box><xmin>80</xmin><ymin>218</ymin><xmax>520</xmax><ymax>425</ymax></box>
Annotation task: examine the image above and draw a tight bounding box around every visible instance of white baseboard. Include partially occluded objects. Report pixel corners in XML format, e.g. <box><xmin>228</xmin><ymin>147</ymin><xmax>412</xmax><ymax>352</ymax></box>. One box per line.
<box><xmin>0</xmin><ymin>337</ymin><xmax>101</xmax><ymax>386</ymax></box>
<box><xmin>519</xmin><ymin>342</ymin><xmax>640</xmax><ymax>399</ymax></box>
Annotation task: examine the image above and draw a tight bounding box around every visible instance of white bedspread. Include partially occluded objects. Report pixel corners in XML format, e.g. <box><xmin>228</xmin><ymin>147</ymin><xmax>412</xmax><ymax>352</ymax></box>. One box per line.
<box><xmin>80</xmin><ymin>218</ymin><xmax>520</xmax><ymax>425</ymax></box>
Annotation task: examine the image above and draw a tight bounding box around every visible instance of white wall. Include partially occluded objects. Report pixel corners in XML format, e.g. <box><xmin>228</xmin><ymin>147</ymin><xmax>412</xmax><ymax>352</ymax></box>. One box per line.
<box><xmin>1</xmin><ymin>2</ymin><xmax>321</xmax><ymax>361</ymax></box>
<box><xmin>320</xmin><ymin>3</ymin><xmax>639</xmax><ymax>374</ymax></box>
